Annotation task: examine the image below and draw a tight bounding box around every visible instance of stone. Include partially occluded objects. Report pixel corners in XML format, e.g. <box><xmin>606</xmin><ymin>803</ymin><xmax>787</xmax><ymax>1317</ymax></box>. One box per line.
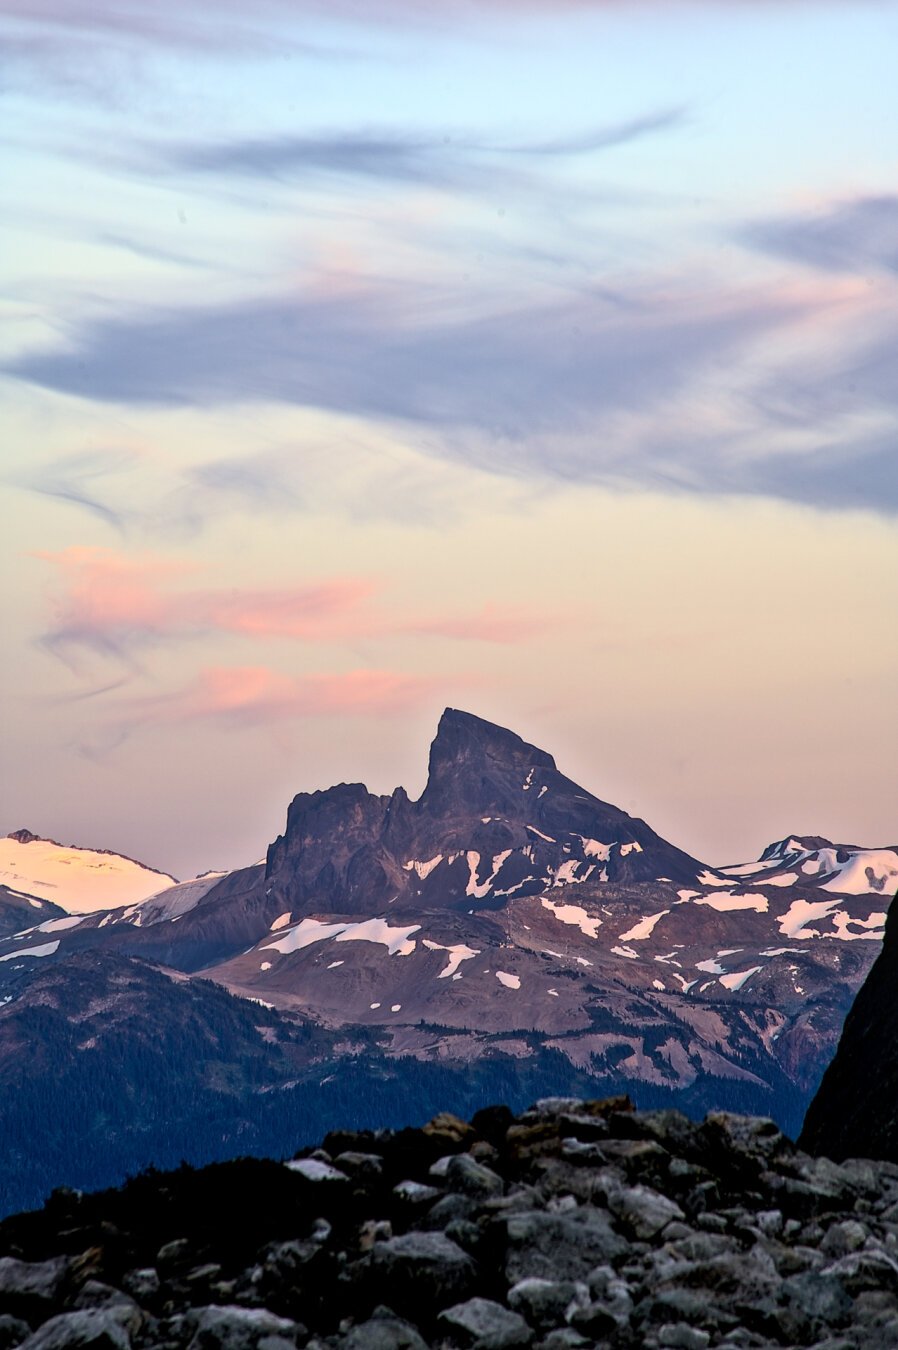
<box><xmin>368</xmin><ymin>1232</ymin><xmax>477</xmax><ymax>1316</ymax></box>
<box><xmin>823</xmin><ymin>1250</ymin><xmax>898</xmax><ymax>1295</ymax></box>
<box><xmin>120</xmin><ymin>1269</ymin><xmax>159</xmax><ymax>1302</ymax></box>
<box><xmin>339</xmin><ymin>1315</ymin><xmax>428</xmax><ymax>1350</ymax></box>
<box><xmin>392</xmin><ymin>1180</ymin><xmax>441</xmax><ymax>1206</ymax></box>
<box><xmin>157</xmin><ymin>1239</ymin><xmax>192</xmax><ymax>1267</ymax></box>
<box><xmin>334</xmin><ymin>1152</ymin><xmax>385</xmax><ymax>1180</ymax></box>
<box><xmin>503</xmin><ymin>1209</ymin><xmax>627</xmax><ymax>1285</ymax></box>
<box><xmin>18</xmin><ymin>1310</ymin><xmax>132</xmax><ymax>1350</ymax></box>
<box><xmin>185</xmin><ymin>1306</ymin><xmax>298</xmax><ymax>1350</ymax></box>
<box><xmin>506</xmin><ymin>1278</ymin><xmax>589</xmax><ymax>1331</ymax></box>
<box><xmin>821</xmin><ymin>1220</ymin><xmax>869</xmax><ymax>1258</ymax></box>
<box><xmin>607</xmin><ymin>1185</ymin><xmax>685</xmax><ymax>1240</ymax></box>
<box><xmin>0</xmin><ymin>1317</ymin><xmax>31</xmax><ymax>1350</ymax></box>
<box><xmin>657</xmin><ymin>1325</ymin><xmax>710</xmax><ymax>1350</ymax></box>
<box><xmin>779</xmin><ymin>1271</ymin><xmax>854</xmax><ymax>1342</ymax></box>
<box><xmin>422</xmin><ymin>1113</ymin><xmax>476</xmax><ymax>1146</ymax></box>
<box><xmin>446</xmin><ymin>1155</ymin><xmax>504</xmax><ymax>1200</ymax></box>
<box><xmin>283</xmin><ymin>1158</ymin><xmax>348</xmax><ymax>1185</ymax></box>
<box><xmin>0</xmin><ymin>1258</ymin><xmax>67</xmax><ymax>1315</ymax></box>
<box><xmin>534</xmin><ymin>1334</ymin><xmax>589</xmax><ymax>1350</ymax></box>
<box><xmin>438</xmin><ymin>1298</ymin><xmax>532</xmax><ymax>1349</ymax></box>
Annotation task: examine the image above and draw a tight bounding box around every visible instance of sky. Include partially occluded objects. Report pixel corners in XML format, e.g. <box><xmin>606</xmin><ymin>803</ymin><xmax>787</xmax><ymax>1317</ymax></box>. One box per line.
<box><xmin>1</xmin><ymin>0</ymin><xmax>896</xmax><ymax>880</ymax></box>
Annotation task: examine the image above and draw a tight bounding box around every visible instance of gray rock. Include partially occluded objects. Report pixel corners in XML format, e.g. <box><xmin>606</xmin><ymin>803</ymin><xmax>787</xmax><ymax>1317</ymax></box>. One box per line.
<box><xmin>753</xmin><ymin>1209</ymin><xmax>783</xmax><ymax>1238</ymax></box>
<box><xmin>824</xmin><ymin>1250</ymin><xmax>898</xmax><ymax>1294</ymax></box>
<box><xmin>821</xmin><ymin>1220</ymin><xmax>869</xmax><ymax>1258</ymax></box>
<box><xmin>69</xmin><ymin>1286</ymin><xmax>141</xmax><ymax>1328</ymax></box>
<box><xmin>657</xmin><ymin>1325</ymin><xmax>710</xmax><ymax>1350</ymax></box>
<box><xmin>584</xmin><ymin>1265</ymin><xmax>633</xmax><ymax>1325</ymax></box>
<box><xmin>339</xmin><ymin>1315</ymin><xmax>427</xmax><ymax>1350</ymax></box>
<box><xmin>334</xmin><ymin>1151</ymin><xmax>384</xmax><ymax>1180</ymax></box>
<box><xmin>446</xmin><ymin>1155</ymin><xmax>504</xmax><ymax>1200</ymax></box>
<box><xmin>120</xmin><ymin>1269</ymin><xmax>159</xmax><ymax>1302</ymax></box>
<box><xmin>506</xmin><ymin>1278</ymin><xmax>589</xmax><ymax>1330</ymax></box>
<box><xmin>0</xmin><ymin>1317</ymin><xmax>31</xmax><ymax>1350</ymax></box>
<box><xmin>368</xmin><ymin>1232</ymin><xmax>477</xmax><ymax>1315</ymax></box>
<box><xmin>393</xmin><ymin>1180</ymin><xmax>441</xmax><ymax>1206</ymax></box>
<box><xmin>185</xmin><ymin>1306</ymin><xmax>298</xmax><ymax>1350</ymax></box>
<box><xmin>503</xmin><ymin>1209</ymin><xmax>627</xmax><ymax>1284</ymax></box>
<box><xmin>19</xmin><ymin>1310</ymin><xmax>132</xmax><ymax>1350</ymax></box>
<box><xmin>607</xmin><ymin>1185</ymin><xmax>685</xmax><ymax>1240</ymax></box>
<box><xmin>533</xmin><ymin>1333</ymin><xmax>589</xmax><ymax>1350</ymax></box>
<box><xmin>532</xmin><ymin>1328</ymin><xmax>588</xmax><ymax>1350</ymax></box>
<box><xmin>157</xmin><ymin>1238</ymin><xmax>192</xmax><ymax>1267</ymax></box>
<box><xmin>438</xmin><ymin>1297</ymin><xmax>532</xmax><ymax>1348</ymax></box>
<box><xmin>283</xmin><ymin>1158</ymin><xmax>348</xmax><ymax>1185</ymax></box>
<box><xmin>0</xmin><ymin>1258</ymin><xmax>67</xmax><ymax>1313</ymax></box>
<box><xmin>422</xmin><ymin>1194</ymin><xmax>478</xmax><ymax>1231</ymax></box>
<box><xmin>779</xmin><ymin>1271</ymin><xmax>853</xmax><ymax>1342</ymax></box>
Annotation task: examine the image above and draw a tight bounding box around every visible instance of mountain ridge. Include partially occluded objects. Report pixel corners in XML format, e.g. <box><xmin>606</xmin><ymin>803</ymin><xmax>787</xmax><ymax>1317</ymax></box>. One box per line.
<box><xmin>0</xmin><ymin>708</ymin><xmax>894</xmax><ymax>1211</ymax></box>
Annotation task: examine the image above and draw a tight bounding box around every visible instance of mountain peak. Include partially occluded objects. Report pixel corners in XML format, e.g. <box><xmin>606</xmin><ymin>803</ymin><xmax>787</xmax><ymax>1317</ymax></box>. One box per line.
<box><xmin>418</xmin><ymin>708</ymin><xmax>558</xmax><ymax>817</ymax></box>
<box><xmin>429</xmin><ymin>708</ymin><xmax>556</xmax><ymax>773</ymax></box>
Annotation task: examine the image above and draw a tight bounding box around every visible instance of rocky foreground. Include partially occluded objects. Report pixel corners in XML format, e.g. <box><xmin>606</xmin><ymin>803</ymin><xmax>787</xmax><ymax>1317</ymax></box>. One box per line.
<box><xmin>3</xmin><ymin>1098</ymin><xmax>898</xmax><ymax>1350</ymax></box>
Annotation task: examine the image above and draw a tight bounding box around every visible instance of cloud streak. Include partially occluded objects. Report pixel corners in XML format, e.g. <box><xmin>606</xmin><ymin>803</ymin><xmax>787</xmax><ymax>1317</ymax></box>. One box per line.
<box><xmin>125</xmin><ymin>664</ymin><xmax>446</xmax><ymax>726</ymax></box>
<box><xmin>744</xmin><ymin>196</ymin><xmax>898</xmax><ymax>277</ymax></box>
<box><xmin>13</xmin><ymin>450</ymin><xmax>138</xmax><ymax>534</ymax></box>
<box><xmin>37</xmin><ymin>547</ymin><xmax>559</xmax><ymax>671</ymax></box>
<box><xmin>6</xmin><ymin>282</ymin><xmax>796</xmax><ymax>430</ymax></box>
<box><xmin>37</xmin><ymin>547</ymin><xmax>375</xmax><ymax>666</ymax></box>
<box><xmin>165</xmin><ymin>110</ymin><xmax>688</xmax><ymax>192</ymax></box>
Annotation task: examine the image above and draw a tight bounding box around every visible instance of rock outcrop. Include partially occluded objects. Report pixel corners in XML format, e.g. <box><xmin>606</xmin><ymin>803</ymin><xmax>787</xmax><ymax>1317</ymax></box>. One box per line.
<box><xmin>3</xmin><ymin>1096</ymin><xmax>898</xmax><ymax>1349</ymax></box>
<box><xmin>800</xmin><ymin>887</ymin><xmax>898</xmax><ymax>1162</ymax></box>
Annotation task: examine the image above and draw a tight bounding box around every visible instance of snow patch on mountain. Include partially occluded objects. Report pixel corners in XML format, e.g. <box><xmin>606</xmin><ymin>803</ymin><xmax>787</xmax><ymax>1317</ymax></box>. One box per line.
<box><xmin>0</xmin><ymin>832</ymin><xmax>176</xmax><ymax>914</ymax></box>
<box><xmin>541</xmin><ymin>897</ymin><xmax>602</xmax><ymax>939</ymax></box>
<box><xmin>0</xmin><ymin>940</ymin><xmax>60</xmax><ymax>962</ymax></box>
<box><xmin>422</xmin><ymin>939</ymin><xmax>480</xmax><ymax>979</ymax></box>
<box><xmin>264</xmin><ymin>917</ymin><xmax>420</xmax><ymax>958</ymax></box>
<box><xmin>719</xmin><ymin>966</ymin><xmax>763</xmax><ymax>991</ymax></box>
<box><xmin>403</xmin><ymin>855</ymin><xmax>443</xmax><ymax>881</ymax></box>
<box><xmin>619</xmin><ymin>910</ymin><xmax>669</xmax><ymax>941</ymax></box>
<box><xmin>695</xmin><ymin>892</ymin><xmax>769</xmax><ymax>914</ymax></box>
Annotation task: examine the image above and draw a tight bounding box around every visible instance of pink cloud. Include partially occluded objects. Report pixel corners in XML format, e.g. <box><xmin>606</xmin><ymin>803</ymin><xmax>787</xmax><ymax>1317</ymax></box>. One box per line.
<box><xmin>36</xmin><ymin>546</ymin><xmax>376</xmax><ymax>660</ymax></box>
<box><xmin>123</xmin><ymin>665</ymin><xmax>454</xmax><ymax>727</ymax></box>
<box><xmin>37</xmin><ymin>547</ymin><xmax>562</xmax><ymax>664</ymax></box>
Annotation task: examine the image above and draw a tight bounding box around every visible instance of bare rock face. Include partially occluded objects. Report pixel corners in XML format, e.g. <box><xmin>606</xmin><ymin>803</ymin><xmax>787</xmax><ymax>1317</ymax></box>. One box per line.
<box><xmin>261</xmin><ymin>708</ymin><xmax>705</xmax><ymax>920</ymax></box>
<box><xmin>800</xmin><ymin>894</ymin><xmax>898</xmax><ymax>1161</ymax></box>
<box><xmin>4</xmin><ymin>1096</ymin><xmax>898</xmax><ymax>1349</ymax></box>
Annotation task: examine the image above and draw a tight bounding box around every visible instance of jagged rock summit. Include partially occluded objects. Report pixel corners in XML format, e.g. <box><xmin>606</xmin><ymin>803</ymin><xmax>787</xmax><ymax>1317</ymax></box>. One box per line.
<box><xmin>262</xmin><ymin>708</ymin><xmax>704</xmax><ymax>919</ymax></box>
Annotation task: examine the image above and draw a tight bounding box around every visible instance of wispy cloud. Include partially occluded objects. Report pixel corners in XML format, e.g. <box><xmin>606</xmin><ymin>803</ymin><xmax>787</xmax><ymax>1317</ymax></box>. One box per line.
<box><xmin>37</xmin><ymin>547</ymin><xmax>375</xmax><ymax>667</ymax></box>
<box><xmin>165</xmin><ymin>110</ymin><xmax>688</xmax><ymax>192</ymax></box>
<box><xmin>743</xmin><ymin>196</ymin><xmax>898</xmax><ymax>277</ymax></box>
<box><xmin>10</xmin><ymin>175</ymin><xmax>896</xmax><ymax>517</ymax></box>
<box><xmin>36</xmin><ymin>546</ymin><xmax>558</xmax><ymax>672</ymax></box>
<box><xmin>6</xmin><ymin>281</ymin><xmax>795</xmax><ymax>430</ymax></box>
<box><xmin>73</xmin><ymin>663</ymin><xmax>454</xmax><ymax>755</ymax></box>
<box><xmin>124</xmin><ymin>664</ymin><xmax>446</xmax><ymax>726</ymax></box>
<box><xmin>12</xmin><ymin>450</ymin><xmax>138</xmax><ymax>534</ymax></box>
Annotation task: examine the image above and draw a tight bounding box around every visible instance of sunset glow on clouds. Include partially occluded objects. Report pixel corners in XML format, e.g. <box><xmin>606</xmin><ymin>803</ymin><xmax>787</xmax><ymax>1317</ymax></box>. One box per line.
<box><xmin>2</xmin><ymin>0</ymin><xmax>896</xmax><ymax>876</ymax></box>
